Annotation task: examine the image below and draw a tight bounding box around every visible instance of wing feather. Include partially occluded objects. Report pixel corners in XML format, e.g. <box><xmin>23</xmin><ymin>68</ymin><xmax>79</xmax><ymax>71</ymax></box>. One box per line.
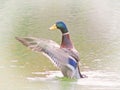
<box><xmin>16</xmin><ymin>37</ymin><xmax>77</xmax><ymax>69</ymax></box>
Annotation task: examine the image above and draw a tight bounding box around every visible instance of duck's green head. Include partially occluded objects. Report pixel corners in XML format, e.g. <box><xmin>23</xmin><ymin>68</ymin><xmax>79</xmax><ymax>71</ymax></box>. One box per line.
<box><xmin>49</xmin><ymin>21</ymin><xmax>68</xmax><ymax>34</ymax></box>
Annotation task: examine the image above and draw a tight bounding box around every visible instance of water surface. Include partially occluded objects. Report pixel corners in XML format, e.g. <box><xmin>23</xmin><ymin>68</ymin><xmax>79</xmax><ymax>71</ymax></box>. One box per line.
<box><xmin>0</xmin><ymin>0</ymin><xmax>120</xmax><ymax>90</ymax></box>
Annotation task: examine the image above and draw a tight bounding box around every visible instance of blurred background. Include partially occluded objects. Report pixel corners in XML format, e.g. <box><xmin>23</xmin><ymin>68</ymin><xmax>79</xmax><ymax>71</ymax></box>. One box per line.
<box><xmin>0</xmin><ymin>0</ymin><xmax>120</xmax><ymax>90</ymax></box>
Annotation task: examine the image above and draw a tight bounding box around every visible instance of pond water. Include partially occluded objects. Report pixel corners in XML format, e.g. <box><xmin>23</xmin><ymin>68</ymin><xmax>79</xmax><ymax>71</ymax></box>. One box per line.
<box><xmin>0</xmin><ymin>0</ymin><xmax>120</xmax><ymax>90</ymax></box>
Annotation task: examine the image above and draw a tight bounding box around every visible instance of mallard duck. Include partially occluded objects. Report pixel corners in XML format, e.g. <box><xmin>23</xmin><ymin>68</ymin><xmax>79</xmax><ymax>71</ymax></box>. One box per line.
<box><xmin>16</xmin><ymin>21</ymin><xmax>84</xmax><ymax>79</ymax></box>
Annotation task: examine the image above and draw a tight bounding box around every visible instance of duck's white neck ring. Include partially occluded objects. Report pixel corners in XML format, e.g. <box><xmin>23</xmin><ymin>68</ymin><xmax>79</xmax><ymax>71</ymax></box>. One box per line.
<box><xmin>62</xmin><ymin>32</ymin><xmax>69</xmax><ymax>36</ymax></box>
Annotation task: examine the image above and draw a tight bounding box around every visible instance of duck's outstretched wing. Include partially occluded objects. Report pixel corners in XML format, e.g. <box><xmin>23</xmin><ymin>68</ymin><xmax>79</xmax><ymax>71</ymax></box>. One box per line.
<box><xmin>15</xmin><ymin>37</ymin><xmax>63</xmax><ymax>67</ymax></box>
<box><xmin>16</xmin><ymin>37</ymin><xmax>82</xmax><ymax>78</ymax></box>
<box><xmin>15</xmin><ymin>37</ymin><xmax>76</xmax><ymax>68</ymax></box>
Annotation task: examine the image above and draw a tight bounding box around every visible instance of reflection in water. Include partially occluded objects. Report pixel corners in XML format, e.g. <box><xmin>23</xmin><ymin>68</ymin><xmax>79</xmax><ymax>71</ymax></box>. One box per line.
<box><xmin>0</xmin><ymin>0</ymin><xmax>120</xmax><ymax>90</ymax></box>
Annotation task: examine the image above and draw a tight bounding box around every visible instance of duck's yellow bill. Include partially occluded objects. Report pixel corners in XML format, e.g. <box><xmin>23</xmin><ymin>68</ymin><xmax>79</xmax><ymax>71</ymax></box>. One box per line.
<box><xmin>49</xmin><ymin>24</ymin><xmax>57</xmax><ymax>30</ymax></box>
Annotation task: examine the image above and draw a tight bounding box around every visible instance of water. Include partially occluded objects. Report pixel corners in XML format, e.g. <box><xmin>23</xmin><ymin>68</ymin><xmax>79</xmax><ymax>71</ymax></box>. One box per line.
<box><xmin>0</xmin><ymin>0</ymin><xmax>120</xmax><ymax>90</ymax></box>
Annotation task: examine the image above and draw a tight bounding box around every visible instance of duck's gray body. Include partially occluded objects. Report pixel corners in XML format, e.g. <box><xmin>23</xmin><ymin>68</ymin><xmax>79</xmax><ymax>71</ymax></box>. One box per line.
<box><xmin>16</xmin><ymin>37</ymin><xmax>83</xmax><ymax>79</ymax></box>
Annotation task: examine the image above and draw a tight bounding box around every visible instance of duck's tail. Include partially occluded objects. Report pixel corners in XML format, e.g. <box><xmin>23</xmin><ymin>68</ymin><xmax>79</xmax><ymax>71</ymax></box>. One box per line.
<box><xmin>77</xmin><ymin>63</ymin><xmax>87</xmax><ymax>78</ymax></box>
